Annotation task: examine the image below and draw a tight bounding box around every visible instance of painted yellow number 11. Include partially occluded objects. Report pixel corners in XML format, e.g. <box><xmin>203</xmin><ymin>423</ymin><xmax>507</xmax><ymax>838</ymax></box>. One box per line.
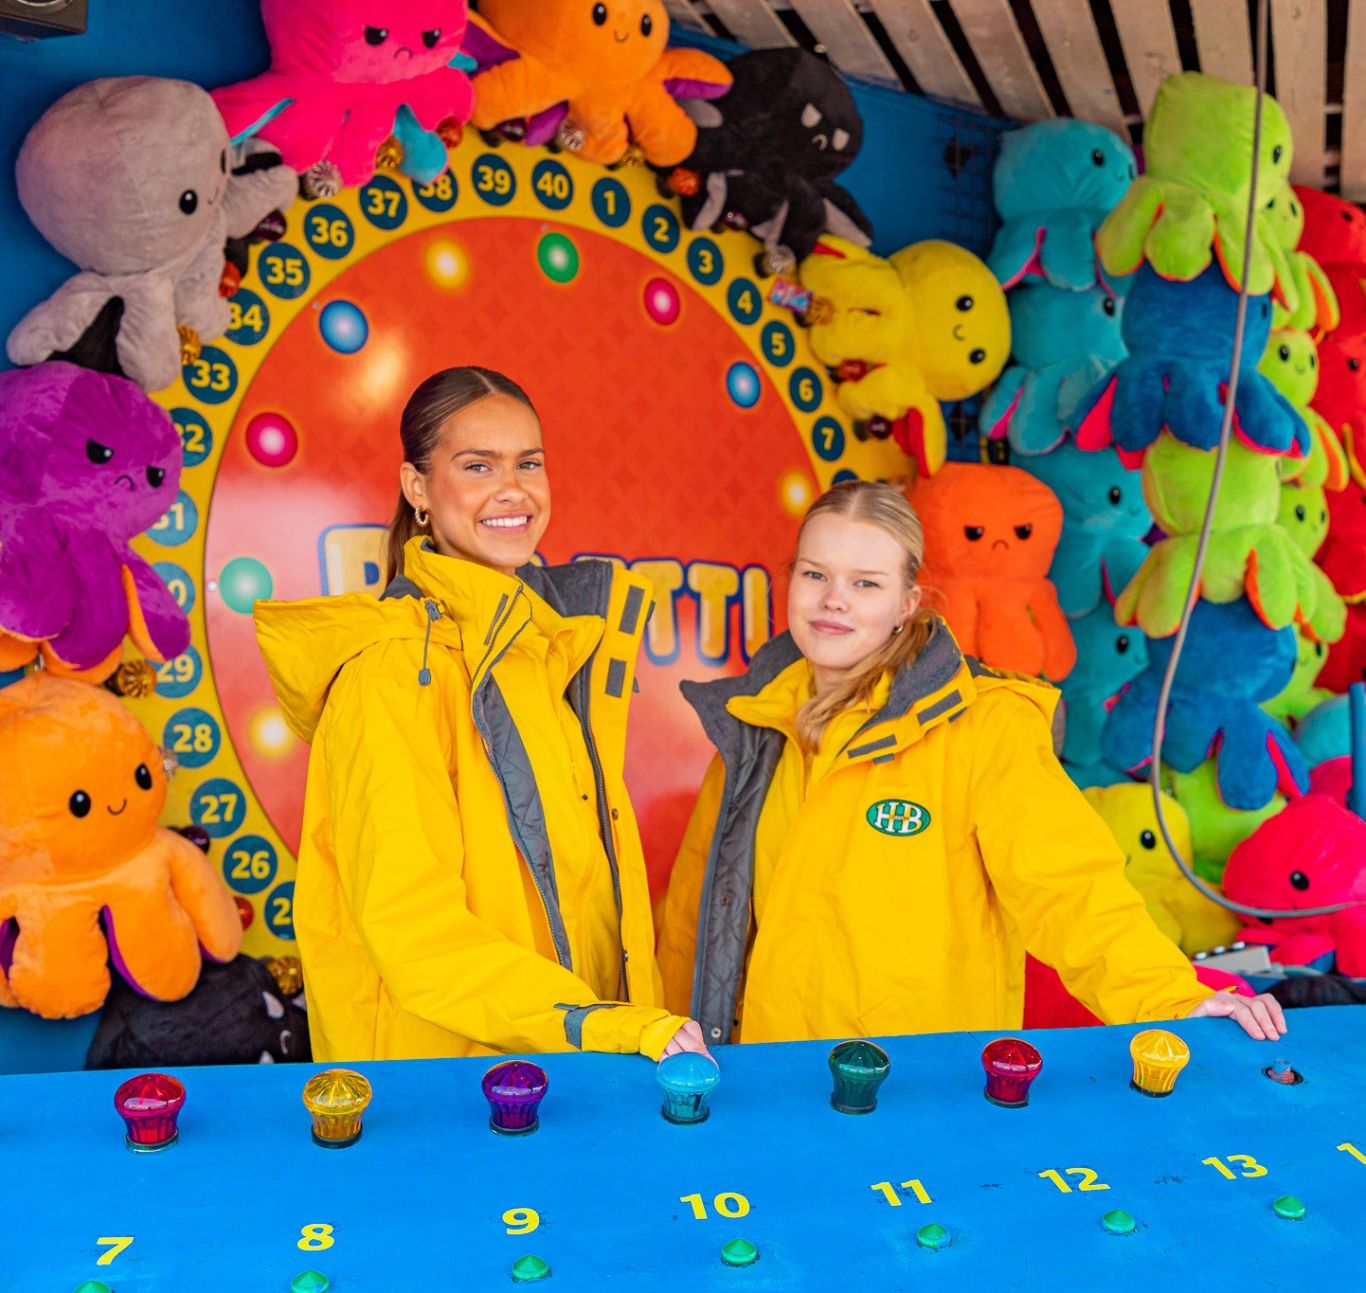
<box><xmin>870</xmin><ymin>1179</ymin><xmax>933</xmax><ymax>1206</ymax></box>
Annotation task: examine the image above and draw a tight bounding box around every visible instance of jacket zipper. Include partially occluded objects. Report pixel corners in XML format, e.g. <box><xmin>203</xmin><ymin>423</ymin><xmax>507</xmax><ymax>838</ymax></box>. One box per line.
<box><xmin>574</xmin><ymin>667</ymin><xmax>629</xmax><ymax>999</ymax></box>
<box><xmin>469</xmin><ymin>586</ymin><xmax>575</xmax><ymax>971</ymax></box>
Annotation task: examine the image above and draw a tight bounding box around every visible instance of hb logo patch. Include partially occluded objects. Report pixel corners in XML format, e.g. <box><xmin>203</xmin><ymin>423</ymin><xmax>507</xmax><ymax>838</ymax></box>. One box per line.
<box><xmin>866</xmin><ymin>799</ymin><xmax>931</xmax><ymax>837</ymax></box>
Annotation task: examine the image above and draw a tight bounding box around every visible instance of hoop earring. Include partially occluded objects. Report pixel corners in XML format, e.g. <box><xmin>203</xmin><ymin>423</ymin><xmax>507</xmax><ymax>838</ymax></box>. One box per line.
<box><xmin>414</xmin><ymin>507</ymin><xmax>429</xmax><ymax>528</ymax></box>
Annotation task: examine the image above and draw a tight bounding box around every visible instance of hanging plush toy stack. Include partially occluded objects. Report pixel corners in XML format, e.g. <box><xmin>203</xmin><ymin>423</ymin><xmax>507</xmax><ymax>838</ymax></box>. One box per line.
<box><xmin>1073</xmin><ymin>71</ymin><xmax>1329</xmax><ymax>887</ymax></box>
<box><xmin>0</xmin><ymin>60</ymin><xmax>306</xmax><ymax>1027</ymax></box>
<box><xmin>1296</xmin><ymin>186</ymin><xmax>1366</xmax><ymax>694</ymax></box>
<box><xmin>974</xmin><ymin>120</ymin><xmax>1143</xmax><ymax>782</ymax></box>
<box><xmin>1256</xmin><ymin>185</ymin><xmax>1349</xmax><ymax>727</ymax></box>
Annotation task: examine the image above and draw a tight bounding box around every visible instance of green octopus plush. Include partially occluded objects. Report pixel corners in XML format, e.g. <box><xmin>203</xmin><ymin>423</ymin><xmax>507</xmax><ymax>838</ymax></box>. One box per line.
<box><xmin>1263</xmin><ymin>625</ymin><xmax>1334</xmax><ymax>726</ymax></box>
<box><xmin>1257</xmin><ymin>327</ymin><xmax>1350</xmax><ymax>491</ymax></box>
<box><xmin>1163</xmin><ymin>760</ymin><xmax>1285</xmax><ymax>883</ymax></box>
<box><xmin>1117</xmin><ymin>433</ymin><xmax>1327</xmax><ymax>638</ymax></box>
<box><xmin>1264</xmin><ymin>183</ymin><xmax>1339</xmax><ymax>333</ymax></box>
<box><xmin>1096</xmin><ymin>72</ymin><xmax>1296</xmax><ymax>308</ymax></box>
<box><xmin>1275</xmin><ymin>477</ymin><xmax>1346</xmax><ymax>644</ymax></box>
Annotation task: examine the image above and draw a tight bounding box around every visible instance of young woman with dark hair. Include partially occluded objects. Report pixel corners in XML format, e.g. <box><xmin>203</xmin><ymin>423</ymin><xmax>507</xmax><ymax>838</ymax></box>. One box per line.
<box><xmin>255</xmin><ymin>367</ymin><xmax>706</xmax><ymax>1063</ymax></box>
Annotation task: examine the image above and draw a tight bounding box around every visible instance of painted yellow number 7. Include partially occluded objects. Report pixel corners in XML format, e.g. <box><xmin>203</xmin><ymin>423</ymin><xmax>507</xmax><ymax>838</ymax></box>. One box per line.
<box><xmin>97</xmin><ymin>1236</ymin><xmax>134</xmax><ymax>1265</ymax></box>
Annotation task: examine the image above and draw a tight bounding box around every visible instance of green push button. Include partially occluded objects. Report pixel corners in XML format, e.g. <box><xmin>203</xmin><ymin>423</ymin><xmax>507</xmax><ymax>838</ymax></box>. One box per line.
<box><xmin>1101</xmin><ymin>1209</ymin><xmax>1137</xmax><ymax>1235</ymax></box>
<box><xmin>73</xmin><ymin>1283</ymin><xmax>114</xmax><ymax>1293</ymax></box>
<box><xmin>720</xmin><ymin>1238</ymin><xmax>759</xmax><ymax>1267</ymax></box>
<box><xmin>916</xmin><ymin>1223</ymin><xmax>952</xmax><ymax>1251</ymax></box>
<box><xmin>290</xmin><ymin>1273</ymin><xmax>330</xmax><ymax>1293</ymax></box>
<box><xmin>512</xmin><ymin>1255</ymin><xmax>552</xmax><ymax>1282</ymax></box>
<box><xmin>1273</xmin><ymin>1195</ymin><xmax>1306</xmax><ymax>1221</ymax></box>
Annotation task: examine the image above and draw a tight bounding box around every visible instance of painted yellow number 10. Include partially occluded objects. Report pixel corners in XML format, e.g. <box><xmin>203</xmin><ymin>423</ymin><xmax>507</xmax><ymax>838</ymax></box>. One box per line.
<box><xmin>680</xmin><ymin>1192</ymin><xmax>750</xmax><ymax>1220</ymax></box>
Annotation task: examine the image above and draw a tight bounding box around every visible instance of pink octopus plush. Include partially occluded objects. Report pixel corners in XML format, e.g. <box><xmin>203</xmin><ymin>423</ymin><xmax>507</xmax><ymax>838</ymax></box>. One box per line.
<box><xmin>0</xmin><ymin>363</ymin><xmax>188</xmax><ymax>682</ymax></box>
<box><xmin>211</xmin><ymin>0</ymin><xmax>474</xmax><ymax>189</ymax></box>
<box><xmin>1222</xmin><ymin>793</ymin><xmax>1366</xmax><ymax>974</ymax></box>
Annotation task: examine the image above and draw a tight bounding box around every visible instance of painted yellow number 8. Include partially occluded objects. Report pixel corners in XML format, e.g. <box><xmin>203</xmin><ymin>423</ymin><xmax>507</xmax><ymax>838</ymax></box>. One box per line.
<box><xmin>503</xmin><ymin>1207</ymin><xmax>540</xmax><ymax>1234</ymax></box>
<box><xmin>298</xmin><ymin>1223</ymin><xmax>335</xmax><ymax>1251</ymax></box>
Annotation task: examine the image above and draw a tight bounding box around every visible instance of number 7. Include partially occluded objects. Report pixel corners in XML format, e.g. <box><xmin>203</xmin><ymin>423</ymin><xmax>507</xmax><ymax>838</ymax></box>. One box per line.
<box><xmin>97</xmin><ymin>1236</ymin><xmax>134</xmax><ymax>1265</ymax></box>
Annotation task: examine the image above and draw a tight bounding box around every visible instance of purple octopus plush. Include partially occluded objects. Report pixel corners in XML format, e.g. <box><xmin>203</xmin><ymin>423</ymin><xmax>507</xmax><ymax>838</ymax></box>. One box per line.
<box><xmin>1076</xmin><ymin>264</ymin><xmax>1309</xmax><ymax>466</ymax></box>
<box><xmin>0</xmin><ymin>363</ymin><xmax>188</xmax><ymax>682</ymax></box>
<box><xmin>1102</xmin><ymin>596</ymin><xmax>1308</xmax><ymax>811</ymax></box>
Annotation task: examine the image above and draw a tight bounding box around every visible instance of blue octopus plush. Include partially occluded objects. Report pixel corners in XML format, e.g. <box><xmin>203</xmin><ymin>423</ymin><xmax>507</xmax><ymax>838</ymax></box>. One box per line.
<box><xmin>982</xmin><ymin>283</ymin><xmax>1127</xmax><ymax>456</ymax></box>
<box><xmin>1102</xmin><ymin>596</ymin><xmax>1308</xmax><ymax>811</ymax></box>
<box><xmin>1060</xmin><ymin>603</ymin><xmax>1148</xmax><ymax>788</ymax></box>
<box><xmin>1076</xmin><ymin>264</ymin><xmax>1310</xmax><ymax>464</ymax></box>
<box><xmin>988</xmin><ymin>119</ymin><xmax>1136</xmax><ymax>293</ymax></box>
<box><xmin>1020</xmin><ymin>442</ymin><xmax>1149</xmax><ymax>618</ymax></box>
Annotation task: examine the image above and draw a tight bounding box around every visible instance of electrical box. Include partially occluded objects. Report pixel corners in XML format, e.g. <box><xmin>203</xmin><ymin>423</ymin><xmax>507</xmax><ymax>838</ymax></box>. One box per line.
<box><xmin>0</xmin><ymin>0</ymin><xmax>87</xmax><ymax>38</ymax></box>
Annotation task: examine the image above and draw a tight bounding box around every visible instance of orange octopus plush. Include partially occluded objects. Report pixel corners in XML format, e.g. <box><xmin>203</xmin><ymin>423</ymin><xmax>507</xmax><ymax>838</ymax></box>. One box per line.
<box><xmin>912</xmin><ymin>464</ymin><xmax>1076</xmax><ymax>681</ymax></box>
<box><xmin>465</xmin><ymin>0</ymin><xmax>732</xmax><ymax>167</ymax></box>
<box><xmin>0</xmin><ymin>675</ymin><xmax>242</xmax><ymax>1020</ymax></box>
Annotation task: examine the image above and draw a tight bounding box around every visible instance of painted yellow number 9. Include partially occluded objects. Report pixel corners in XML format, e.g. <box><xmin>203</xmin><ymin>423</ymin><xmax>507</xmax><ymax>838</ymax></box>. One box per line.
<box><xmin>502</xmin><ymin>1207</ymin><xmax>540</xmax><ymax>1235</ymax></box>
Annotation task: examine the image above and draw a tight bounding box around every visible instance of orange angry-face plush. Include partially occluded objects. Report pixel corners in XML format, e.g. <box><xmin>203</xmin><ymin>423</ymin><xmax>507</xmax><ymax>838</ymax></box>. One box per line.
<box><xmin>912</xmin><ymin>463</ymin><xmax>1076</xmax><ymax>680</ymax></box>
<box><xmin>0</xmin><ymin>674</ymin><xmax>242</xmax><ymax>1019</ymax></box>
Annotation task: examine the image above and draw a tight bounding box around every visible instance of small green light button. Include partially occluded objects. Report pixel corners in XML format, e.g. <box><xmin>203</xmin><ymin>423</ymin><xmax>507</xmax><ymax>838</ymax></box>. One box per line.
<box><xmin>916</xmin><ymin>1223</ymin><xmax>952</xmax><ymax>1250</ymax></box>
<box><xmin>290</xmin><ymin>1274</ymin><xmax>330</xmax><ymax>1293</ymax></box>
<box><xmin>1101</xmin><ymin>1209</ymin><xmax>1137</xmax><ymax>1235</ymax></box>
<box><xmin>512</xmin><ymin>1255</ymin><xmax>551</xmax><ymax>1282</ymax></box>
<box><xmin>1273</xmin><ymin>1195</ymin><xmax>1306</xmax><ymax>1221</ymax></box>
<box><xmin>73</xmin><ymin>1283</ymin><xmax>114</xmax><ymax>1293</ymax></box>
<box><xmin>721</xmin><ymin>1238</ymin><xmax>759</xmax><ymax>1267</ymax></box>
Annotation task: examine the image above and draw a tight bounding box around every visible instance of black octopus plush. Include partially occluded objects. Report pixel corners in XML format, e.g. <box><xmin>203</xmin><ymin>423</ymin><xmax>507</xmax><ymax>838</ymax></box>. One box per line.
<box><xmin>670</xmin><ymin>48</ymin><xmax>873</xmax><ymax>274</ymax></box>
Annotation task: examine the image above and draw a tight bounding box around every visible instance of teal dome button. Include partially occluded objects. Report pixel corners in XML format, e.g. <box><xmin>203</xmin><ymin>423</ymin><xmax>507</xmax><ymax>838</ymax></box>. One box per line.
<box><xmin>512</xmin><ymin>1255</ymin><xmax>551</xmax><ymax>1282</ymax></box>
<box><xmin>1101</xmin><ymin>1209</ymin><xmax>1137</xmax><ymax>1235</ymax></box>
<box><xmin>1273</xmin><ymin>1195</ymin><xmax>1306</xmax><ymax>1221</ymax></box>
<box><xmin>291</xmin><ymin>1274</ymin><xmax>330</xmax><ymax>1293</ymax></box>
<box><xmin>721</xmin><ymin>1238</ymin><xmax>759</xmax><ymax>1266</ymax></box>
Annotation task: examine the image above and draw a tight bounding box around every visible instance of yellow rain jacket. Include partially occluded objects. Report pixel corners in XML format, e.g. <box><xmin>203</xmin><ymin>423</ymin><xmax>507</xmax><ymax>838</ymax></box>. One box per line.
<box><xmin>659</xmin><ymin>624</ymin><xmax>1212</xmax><ymax>1045</ymax></box>
<box><xmin>255</xmin><ymin>538</ymin><xmax>687</xmax><ymax>1062</ymax></box>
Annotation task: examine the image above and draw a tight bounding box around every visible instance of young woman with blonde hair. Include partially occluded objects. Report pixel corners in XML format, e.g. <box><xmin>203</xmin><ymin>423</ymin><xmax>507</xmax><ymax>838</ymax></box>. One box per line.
<box><xmin>659</xmin><ymin>481</ymin><xmax>1285</xmax><ymax>1046</ymax></box>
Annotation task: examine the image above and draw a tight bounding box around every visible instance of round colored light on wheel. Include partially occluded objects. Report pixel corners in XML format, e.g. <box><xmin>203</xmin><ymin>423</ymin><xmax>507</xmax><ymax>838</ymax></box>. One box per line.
<box><xmin>114</xmin><ymin>1072</ymin><xmax>185</xmax><ymax>1152</ymax></box>
<box><xmin>537</xmin><ymin>233</ymin><xmax>580</xmax><ymax>284</ymax></box>
<box><xmin>219</xmin><ymin>557</ymin><xmax>273</xmax><ymax>614</ymax></box>
<box><xmin>643</xmin><ymin>277</ymin><xmax>681</xmax><ymax>325</ymax></box>
<box><xmin>244</xmin><ymin>411</ymin><xmax>298</xmax><ymax>468</ymax></box>
<box><xmin>318</xmin><ymin>300</ymin><xmax>369</xmax><ymax>354</ymax></box>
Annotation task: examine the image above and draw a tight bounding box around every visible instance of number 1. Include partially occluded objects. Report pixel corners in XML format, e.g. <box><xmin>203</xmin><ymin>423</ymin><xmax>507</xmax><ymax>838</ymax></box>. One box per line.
<box><xmin>1338</xmin><ymin>1142</ymin><xmax>1366</xmax><ymax>1165</ymax></box>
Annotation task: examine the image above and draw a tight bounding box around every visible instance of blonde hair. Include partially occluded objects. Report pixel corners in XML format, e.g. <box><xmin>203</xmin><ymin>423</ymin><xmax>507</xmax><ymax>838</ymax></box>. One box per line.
<box><xmin>794</xmin><ymin>481</ymin><xmax>938</xmax><ymax>750</ymax></box>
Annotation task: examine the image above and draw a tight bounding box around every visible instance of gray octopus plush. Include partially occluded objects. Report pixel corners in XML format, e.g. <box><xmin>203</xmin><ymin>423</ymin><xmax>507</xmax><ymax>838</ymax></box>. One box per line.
<box><xmin>6</xmin><ymin>76</ymin><xmax>297</xmax><ymax>392</ymax></box>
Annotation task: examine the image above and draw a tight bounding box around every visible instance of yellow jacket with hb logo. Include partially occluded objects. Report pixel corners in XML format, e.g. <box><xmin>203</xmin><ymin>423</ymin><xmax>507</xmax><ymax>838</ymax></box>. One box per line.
<box><xmin>254</xmin><ymin>538</ymin><xmax>687</xmax><ymax>1063</ymax></box>
<box><xmin>658</xmin><ymin>623</ymin><xmax>1211</xmax><ymax>1045</ymax></box>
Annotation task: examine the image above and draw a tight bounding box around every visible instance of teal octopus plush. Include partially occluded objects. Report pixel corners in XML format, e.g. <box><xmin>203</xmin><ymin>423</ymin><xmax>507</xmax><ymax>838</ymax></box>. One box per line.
<box><xmin>1059</xmin><ymin>603</ymin><xmax>1147</xmax><ymax>787</ymax></box>
<box><xmin>1021</xmin><ymin>441</ymin><xmax>1149</xmax><ymax>618</ymax></box>
<box><xmin>1116</xmin><ymin>433</ymin><xmax>1330</xmax><ymax>639</ymax></box>
<box><xmin>988</xmin><ymin>118</ymin><xmax>1136</xmax><ymax>293</ymax></box>
<box><xmin>982</xmin><ymin>282</ymin><xmax>1127</xmax><ymax>457</ymax></box>
<box><xmin>1096</xmin><ymin>72</ymin><xmax>1296</xmax><ymax>308</ymax></box>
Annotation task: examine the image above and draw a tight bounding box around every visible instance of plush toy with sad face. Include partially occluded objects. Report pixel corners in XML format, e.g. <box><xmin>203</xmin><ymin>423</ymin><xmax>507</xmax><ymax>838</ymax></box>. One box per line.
<box><xmin>0</xmin><ymin>363</ymin><xmax>189</xmax><ymax>682</ymax></box>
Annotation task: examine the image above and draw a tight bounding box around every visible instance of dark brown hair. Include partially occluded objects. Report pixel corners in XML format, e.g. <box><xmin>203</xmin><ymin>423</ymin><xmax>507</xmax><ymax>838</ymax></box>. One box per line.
<box><xmin>383</xmin><ymin>366</ymin><xmax>538</xmax><ymax>584</ymax></box>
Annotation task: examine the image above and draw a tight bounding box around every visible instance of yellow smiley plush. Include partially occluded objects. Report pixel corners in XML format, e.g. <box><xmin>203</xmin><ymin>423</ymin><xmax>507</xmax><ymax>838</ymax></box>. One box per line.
<box><xmin>800</xmin><ymin>236</ymin><xmax>1009</xmax><ymax>474</ymax></box>
<box><xmin>1082</xmin><ymin>782</ymin><xmax>1240</xmax><ymax>956</ymax></box>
